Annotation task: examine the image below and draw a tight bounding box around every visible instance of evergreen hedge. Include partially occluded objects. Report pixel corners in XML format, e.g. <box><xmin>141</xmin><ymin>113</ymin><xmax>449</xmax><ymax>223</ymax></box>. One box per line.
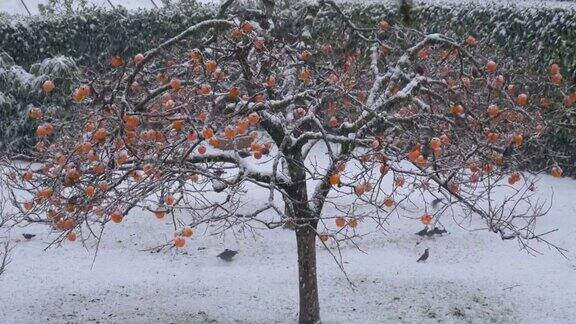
<box><xmin>1</xmin><ymin>2</ymin><xmax>574</xmax><ymax>73</ymax></box>
<box><xmin>0</xmin><ymin>4</ymin><xmax>216</xmax><ymax>69</ymax></box>
<box><xmin>0</xmin><ymin>52</ymin><xmax>78</xmax><ymax>153</ymax></box>
<box><xmin>347</xmin><ymin>2</ymin><xmax>576</xmax><ymax>76</ymax></box>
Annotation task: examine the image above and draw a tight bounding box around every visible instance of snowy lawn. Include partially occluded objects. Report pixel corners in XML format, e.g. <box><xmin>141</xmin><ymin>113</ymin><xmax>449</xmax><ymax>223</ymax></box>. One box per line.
<box><xmin>0</xmin><ymin>168</ymin><xmax>575</xmax><ymax>323</ymax></box>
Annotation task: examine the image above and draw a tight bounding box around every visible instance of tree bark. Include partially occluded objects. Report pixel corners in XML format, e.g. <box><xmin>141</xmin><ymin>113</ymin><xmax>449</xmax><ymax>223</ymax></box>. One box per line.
<box><xmin>295</xmin><ymin>225</ymin><xmax>320</xmax><ymax>324</ymax></box>
<box><xmin>285</xmin><ymin>149</ymin><xmax>320</xmax><ymax>323</ymax></box>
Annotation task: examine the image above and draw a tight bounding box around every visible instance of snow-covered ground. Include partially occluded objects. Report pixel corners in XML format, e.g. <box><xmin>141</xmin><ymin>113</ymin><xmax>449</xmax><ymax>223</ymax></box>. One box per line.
<box><xmin>0</xmin><ymin>156</ymin><xmax>575</xmax><ymax>323</ymax></box>
<box><xmin>1</xmin><ymin>0</ymin><xmax>575</xmax><ymax>15</ymax></box>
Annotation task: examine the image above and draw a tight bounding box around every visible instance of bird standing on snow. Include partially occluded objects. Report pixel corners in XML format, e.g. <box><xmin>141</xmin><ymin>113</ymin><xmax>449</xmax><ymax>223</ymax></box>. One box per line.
<box><xmin>217</xmin><ymin>249</ymin><xmax>238</xmax><ymax>261</ymax></box>
<box><xmin>428</xmin><ymin>227</ymin><xmax>447</xmax><ymax>236</ymax></box>
<box><xmin>210</xmin><ymin>169</ymin><xmax>227</xmax><ymax>193</ymax></box>
<box><xmin>415</xmin><ymin>228</ymin><xmax>428</xmax><ymax>236</ymax></box>
<box><xmin>431</xmin><ymin>198</ymin><xmax>443</xmax><ymax>209</ymax></box>
<box><xmin>22</xmin><ymin>233</ymin><xmax>36</xmax><ymax>240</ymax></box>
<box><xmin>417</xmin><ymin>248</ymin><xmax>429</xmax><ymax>262</ymax></box>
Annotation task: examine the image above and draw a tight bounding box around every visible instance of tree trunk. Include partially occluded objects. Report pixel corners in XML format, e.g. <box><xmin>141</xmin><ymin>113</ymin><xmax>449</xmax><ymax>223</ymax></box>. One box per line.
<box><xmin>285</xmin><ymin>150</ymin><xmax>320</xmax><ymax>323</ymax></box>
<box><xmin>295</xmin><ymin>225</ymin><xmax>320</xmax><ymax>324</ymax></box>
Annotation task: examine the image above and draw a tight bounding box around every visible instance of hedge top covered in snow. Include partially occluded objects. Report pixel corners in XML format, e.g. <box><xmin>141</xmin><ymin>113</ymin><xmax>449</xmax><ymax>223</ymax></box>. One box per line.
<box><xmin>2</xmin><ymin>0</ymin><xmax>576</xmax><ymax>16</ymax></box>
<box><xmin>1</xmin><ymin>0</ymin><xmax>575</xmax><ymax>71</ymax></box>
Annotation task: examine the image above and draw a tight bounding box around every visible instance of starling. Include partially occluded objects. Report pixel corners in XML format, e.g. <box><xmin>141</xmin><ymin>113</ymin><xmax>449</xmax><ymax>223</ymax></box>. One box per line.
<box><xmin>430</xmin><ymin>227</ymin><xmax>447</xmax><ymax>235</ymax></box>
<box><xmin>431</xmin><ymin>198</ymin><xmax>443</xmax><ymax>209</ymax></box>
<box><xmin>418</xmin><ymin>226</ymin><xmax>447</xmax><ymax>237</ymax></box>
<box><xmin>417</xmin><ymin>248</ymin><xmax>429</xmax><ymax>262</ymax></box>
<box><xmin>217</xmin><ymin>249</ymin><xmax>238</xmax><ymax>261</ymax></box>
<box><xmin>425</xmin><ymin>229</ymin><xmax>435</xmax><ymax>237</ymax></box>
<box><xmin>22</xmin><ymin>233</ymin><xmax>36</xmax><ymax>240</ymax></box>
<box><xmin>210</xmin><ymin>169</ymin><xmax>226</xmax><ymax>193</ymax></box>
<box><xmin>415</xmin><ymin>227</ymin><xmax>428</xmax><ymax>236</ymax></box>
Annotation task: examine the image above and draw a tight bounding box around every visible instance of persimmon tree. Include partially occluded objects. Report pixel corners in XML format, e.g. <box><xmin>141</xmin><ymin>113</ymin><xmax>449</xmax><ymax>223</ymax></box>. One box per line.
<box><xmin>1</xmin><ymin>0</ymin><xmax>571</xmax><ymax>322</ymax></box>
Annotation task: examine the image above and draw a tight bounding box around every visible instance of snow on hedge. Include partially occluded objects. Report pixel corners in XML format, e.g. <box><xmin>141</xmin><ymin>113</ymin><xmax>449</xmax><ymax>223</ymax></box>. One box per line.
<box><xmin>0</xmin><ymin>4</ymin><xmax>217</xmax><ymax>68</ymax></box>
<box><xmin>0</xmin><ymin>52</ymin><xmax>77</xmax><ymax>153</ymax></box>
<box><xmin>2</xmin><ymin>1</ymin><xmax>574</xmax><ymax>70</ymax></box>
<box><xmin>0</xmin><ymin>0</ymin><xmax>222</xmax><ymax>15</ymax></box>
<box><xmin>2</xmin><ymin>0</ymin><xmax>575</xmax><ymax>16</ymax></box>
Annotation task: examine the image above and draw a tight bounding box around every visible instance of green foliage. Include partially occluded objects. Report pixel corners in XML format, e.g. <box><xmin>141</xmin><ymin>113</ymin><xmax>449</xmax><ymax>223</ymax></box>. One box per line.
<box><xmin>342</xmin><ymin>2</ymin><xmax>576</xmax><ymax>74</ymax></box>
<box><xmin>531</xmin><ymin>103</ymin><xmax>576</xmax><ymax>176</ymax></box>
<box><xmin>0</xmin><ymin>4</ymin><xmax>216</xmax><ymax>69</ymax></box>
<box><xmin>2</xmin><ymin>1</ymin><xmax>573</xmax><ymax>72</ymax></box>
<box><xmin>0</xmin><ymin>52</ymin><xmax>78</xmax><ymax>154</ymax></box>
<box><xmin>38</xmin><ymin>0</ymin><xmax>91</xmax><ymax>15</ymax></box>
<box><xmin>415</xmin><ymin>4</ymin><xmax>575</xmax><ymax>74</ymax></box>
<box><xmin>160</xmin><ymin>0</ymin><xmax>200</xmax><ymax>9</ymax></box>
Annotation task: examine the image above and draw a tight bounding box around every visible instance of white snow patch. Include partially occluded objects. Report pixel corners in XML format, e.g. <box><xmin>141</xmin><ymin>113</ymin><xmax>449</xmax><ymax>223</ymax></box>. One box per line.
<box><xmin>0</xmin><ymin>150</ymin><xmax>575</xmax><ymax>323</ymax></box>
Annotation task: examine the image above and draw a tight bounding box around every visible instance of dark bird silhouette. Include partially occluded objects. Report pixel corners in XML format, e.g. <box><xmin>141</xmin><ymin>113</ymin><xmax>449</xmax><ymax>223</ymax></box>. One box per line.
<box><xmin>22</xmin><ymin>233</ymin><xmax>36</xmax><ymax>240</ymax></box>
<box><xmin>431</xmin><ymin>198</ymin><xmax>443</xmax><ymax>209</ymax></box>
<box><xmin>429</xmin><ymin>227</ymin><xmax>447</xmax><ymax>235</ymax></box>
<box><xmin>426</xmin><ymin>228</ymin><xmax>439</xmax><ymax>237</ymax></box>
<box><xmin>417</xmin><ymin>227</ymin><xmax>447</xmax><ymax>237</ymax></box>
<box><xmin>417</xmin><ymin>248</ymin><xmax>429</xmax><ymax>262</ymax></box>
<box><xmin>415</xmin><ymin>228</ymin><xmax>428</xmax><ymax>236</ymax></box>
<box><xmin>217</xmin><ymin>249</ymin><xmax>238</xmax><ymax>261</ymax></box>
<box><xmin>210</xmin><ymin>169</ymin><xmax>227</xmax><ymax>193</ymax></box>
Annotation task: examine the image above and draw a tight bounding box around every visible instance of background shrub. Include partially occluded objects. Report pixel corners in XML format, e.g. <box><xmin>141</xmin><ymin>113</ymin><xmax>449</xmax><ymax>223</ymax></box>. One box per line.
<box><xmin>0</xmin><ymin>52</ymin><xmax>78</xmax><ymax>154</ymax></box>
<box><xmin>1</xmin><ymin>1</ymin><xmax>574</xmax><ymax>74</ymax></box>
<box><xmin>346</xmin><ymin>2</ymin><xmax>576</xmax><ymax>76</ymax></box>
<box><xmin>0</xmin><ymin>4</ymin><xmax>216</xmax><ymax>69</ymax></box>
